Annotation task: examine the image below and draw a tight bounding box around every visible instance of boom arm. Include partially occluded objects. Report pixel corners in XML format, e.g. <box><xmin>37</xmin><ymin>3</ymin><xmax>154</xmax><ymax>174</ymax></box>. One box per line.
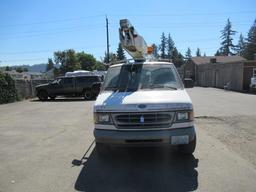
<box><xmin>119</xmin><ymin>19</ymin><xmax>148</xmax><ymax>60</ymax></box>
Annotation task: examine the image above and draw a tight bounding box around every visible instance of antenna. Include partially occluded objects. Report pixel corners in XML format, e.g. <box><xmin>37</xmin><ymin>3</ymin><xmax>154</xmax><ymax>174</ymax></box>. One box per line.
<box><xmin>106</xmin><ymin>16</ymin><xmax>110</xmax><ymax>64</ymax></box>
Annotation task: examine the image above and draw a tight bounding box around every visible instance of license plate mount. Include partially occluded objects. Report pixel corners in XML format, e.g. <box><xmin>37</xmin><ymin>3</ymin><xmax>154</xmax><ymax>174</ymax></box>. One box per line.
<box><xmin>171</xmin><ymin>135</ymin><xmax>189</xmax><ymax>145</ymax></box>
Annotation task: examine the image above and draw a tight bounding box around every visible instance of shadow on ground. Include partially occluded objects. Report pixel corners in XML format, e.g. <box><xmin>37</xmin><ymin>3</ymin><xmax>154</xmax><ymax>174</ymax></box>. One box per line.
<box><xmin>73</xmin><ymin>147</ymin><xmax>198</xmax><ymax>192</ymax></box>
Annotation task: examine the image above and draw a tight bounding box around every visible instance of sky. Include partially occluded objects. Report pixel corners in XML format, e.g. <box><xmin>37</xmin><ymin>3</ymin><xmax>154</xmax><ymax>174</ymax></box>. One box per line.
<box><xmin>0</xmin><ymin>0</ymin><xmax>255</xmax><ymax>66</ymax></box>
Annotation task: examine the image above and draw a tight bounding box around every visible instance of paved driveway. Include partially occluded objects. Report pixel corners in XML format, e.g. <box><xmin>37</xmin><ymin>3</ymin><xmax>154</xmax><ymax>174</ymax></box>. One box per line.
<box><xmin>0</xmin><ymin>88</ymin><xmax>256</xmax><ymax>192</ymax></box>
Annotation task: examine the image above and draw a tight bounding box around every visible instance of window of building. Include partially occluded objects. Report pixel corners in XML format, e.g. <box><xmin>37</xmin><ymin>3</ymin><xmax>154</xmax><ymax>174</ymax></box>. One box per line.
<box><xmin>253</xmin><ymin>68</ymin><xmax>256</xmax><ymax>78</ymax></box>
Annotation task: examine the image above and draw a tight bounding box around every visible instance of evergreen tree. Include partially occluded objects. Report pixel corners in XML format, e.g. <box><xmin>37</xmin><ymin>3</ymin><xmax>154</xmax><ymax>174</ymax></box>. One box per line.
<box><xmin>167</xmin><ymin>33</ymin><xmax>175</xmax><ymax>59</ymax></box>
<box><xmin>203</xmin><ymin>52</ymin><xmax>206</xmax><ymax>57</ymax></box>
<box><xmin>196</xmin><ymin>48</ymin><xmax>201</xmax><ymax>56</ymax></box>
<box><xmin>234</xmin><ymin>34</ymin><xmax>246</xmax><ymax>56</ymax></box>
<box><xmin>215</xmin><ymin>50</ymin><xmax>221</xmax><ymax>56</ymax></box>
<box><xmin>152</xmin><ymin>44</ymin><xmax>158</xmax><ymax>58</ymax></box>
<box><xmin>219</xmin><ymin>19</ymin><xmax>237</xmax><ymax>55</ymax></box>
<box><xmin>116</xmin><ymin>43</ymin><xmax>126</xmax><ymax>61</ymax></box>
<box><xmin>104</xmin><ymin>52</ymin><xmax>117</xmax><ymax>63</ymax></box>
<box><xmin>46</xmin><ymin>58</ymin><xmax>54</xmax><ymax>71</ymax></box>
<box><xmin>159</xmin><ymin>32</ymin><xmax>167</xmax><ymax>58</ymax></box>
<box><xmin>244</xmin><ymin>19</ymin><xmax>256</xmax><ymax>60</ymax></box>
<box><xmin>171</xmin><ymin>47</ymin><xmax>184</xmax><ymax>67</ymax></box>
<box><xmin>185</xmin><ymin>47</ymin><xmax>192</xmax><ymax>60</ymax></box>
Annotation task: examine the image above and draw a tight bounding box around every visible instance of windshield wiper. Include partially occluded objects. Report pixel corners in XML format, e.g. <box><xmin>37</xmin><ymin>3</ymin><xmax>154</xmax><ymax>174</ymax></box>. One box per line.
<box><xmin>105</xmin><ymin>87</ymin><xmax>119</xmax><ymax>91</ymax></box>
<box><xmin>149</xmin><ymin>84</ymin><xmax>177</xmax><ymax>90</ymax></box>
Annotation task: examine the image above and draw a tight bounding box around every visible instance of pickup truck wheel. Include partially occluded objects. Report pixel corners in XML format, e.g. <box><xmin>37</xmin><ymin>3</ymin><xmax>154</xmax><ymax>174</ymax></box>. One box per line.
<box><xmin>178</xmin><ymin>136</ymin><xmax>196</xmax><ymax>155</ymax></box>
<box><xmin>92</xmin><ymin>85</ymin><xmax>100</xmax><ymax>97</ymax></box>
<box><xmin>38</xmin><ymin>91</ymin><xmax>48</xmax><ymax>101</ymax></box>
<box><xmin>84</xmin><ymin>89</ymin><xmax>92</xmax><ymax>100</ymax></box>
<box><xmin>96</xmin><ymin>142</ymin><xmax>110</xmax><ymax>156</ymax></box>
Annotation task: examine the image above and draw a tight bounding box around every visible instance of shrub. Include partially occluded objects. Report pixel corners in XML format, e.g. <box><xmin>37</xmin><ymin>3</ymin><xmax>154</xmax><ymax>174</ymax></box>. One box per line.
<box><xmin>0</xmin><ymin>72</ymin><xmax>18</xmax><ymax>104</ymax></box>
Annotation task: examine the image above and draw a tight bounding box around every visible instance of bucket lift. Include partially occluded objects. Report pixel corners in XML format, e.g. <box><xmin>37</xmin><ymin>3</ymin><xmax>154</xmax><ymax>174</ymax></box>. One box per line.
<box><xmin>119</xmin><ymin>19</ymin><xmax>152</xmax><ymax>60</ymax></box>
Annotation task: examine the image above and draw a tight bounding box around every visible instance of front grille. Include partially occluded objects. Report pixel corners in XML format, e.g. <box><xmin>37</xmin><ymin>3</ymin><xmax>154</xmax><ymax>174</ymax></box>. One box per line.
<box><xmin>112</xmin><ymin>112</ymin><xmax>174</xmax><ymax>129</ymax></box>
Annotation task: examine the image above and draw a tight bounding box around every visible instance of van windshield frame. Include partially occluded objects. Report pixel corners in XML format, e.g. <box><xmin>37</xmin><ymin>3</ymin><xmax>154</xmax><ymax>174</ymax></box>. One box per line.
<box><xmin>102</xmin><ymin>63</ymin><xmax>183</xmax><ymax>92</ymax></box>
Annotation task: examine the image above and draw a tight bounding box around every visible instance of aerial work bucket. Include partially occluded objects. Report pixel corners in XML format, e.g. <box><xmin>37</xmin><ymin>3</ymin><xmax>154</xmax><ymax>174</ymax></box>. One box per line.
<box><xmin>119</xmin><ymin>19</ymin><xmax>148</xmax><ymax>60</ymax></box>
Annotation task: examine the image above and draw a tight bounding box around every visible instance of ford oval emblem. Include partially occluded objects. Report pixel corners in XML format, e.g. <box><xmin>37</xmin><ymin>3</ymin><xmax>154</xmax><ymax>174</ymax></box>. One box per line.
<box><xmin>138</xmin><ymin>104</ymin><xmax>146</xmax><ymax>109</ymax></box>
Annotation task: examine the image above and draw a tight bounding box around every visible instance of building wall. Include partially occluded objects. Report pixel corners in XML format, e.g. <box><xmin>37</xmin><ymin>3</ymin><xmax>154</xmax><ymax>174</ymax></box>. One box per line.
<box><xmin>197</xmin><ymin>62</ymin><xmax>244</xmax><ymax>91</ymax></box>
<box><xmin>15</xmin><ymin>80</ymin><xmax>51</xmax><ymax>99</ymax></box>
<box><xmin>243</xmin><ymin>62</ymin><xmax>256</xmax><ymax>90</ymax></box>
<box><xmin>184</xmin><ymin>61</ymin><xmax>195</xmax><ymax>80</ymax></box>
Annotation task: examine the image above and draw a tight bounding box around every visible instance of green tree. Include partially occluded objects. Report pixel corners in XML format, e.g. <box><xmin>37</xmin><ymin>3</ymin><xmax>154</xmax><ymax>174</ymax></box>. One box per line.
<box><xmin>215</xmin><ymin>50</ymin><xmax>221</xmax><ymax>56</ymax></box>
<box><xmin>0</xmin><ymin>72</ymin><xmax>18</xmax><ymax>103</ymax></box>
<box><xmin>244</xmin><ymin>19</ymin><xmax>256</xmax><ymax>60</ymax></box>
<box><xmin>196</xmin><ymin>48</ymin><xmax>201</xmax><ymax>57</ymax></box>
<box><xmin>16</xmin><ymin>67</ymin><xmax>24</xmax><ymax>73</ymax></box>
<box><xmin>46</xmin><ymin>58</ymin><xmax>54</xmax><ymax>71</ymax></box>
<box><xmin>159</xmin><ymin>32</ymin><xmax>167</xmax><ymax>59</ymax></box>
<box><xmin>23</xmin><ymin>68</ymin><xmax>28</xmax><ymax>72</ymax></box>
<box><xmin>77</xmin><ymin>52</ymin><xmax>96</xmax><ymax>71</ymax></box>
<box><xmin>54</xmin><ymin>49</ymin><xmax>81</xmax><ymax>74</ymax></box>
<box><xmin>167</xmin><ymin>34</ymin><xmax>175</xmax><ymax>59</ymax></box>
<box><xmin>92</xmin><ymin>61</ymin><xmax>106</xmax><ymax>71</ymax></box>
<box><xmin>5</xmin><ymin>66</ymin><xmax>12</xmax><ymax>71</ymax></box>
<box><xmin>172</xmin><ymin>47</ymin><xmax>184</xmax><ymax>67</ymax></box>
<box><xmin>116</xmin><ymin>43</ymin><xmax>126</xmax><ymax>61</ymax></box>
<box><xmin>234</xmin><ymin>33</ymin><xmax>246</xmax><ymax>56</ymax></box>
<box><xmin>219</xmin><ymin>19</ymin><xmax>237</xmax><ymax>55</ymax></box>
<box><xmin>152</xmin><ymin>44</ymin><xmax>158</xmax><ymax>58</ymax></box>
<box><xmin>185</xmin><ymin>47</ymin><xmax>192</xmax><ymax>60</ymax></box>
<box><xmin>103</xmin><ymin>52</ymin><xmax>117</xmax><ymax>63</ymax></box>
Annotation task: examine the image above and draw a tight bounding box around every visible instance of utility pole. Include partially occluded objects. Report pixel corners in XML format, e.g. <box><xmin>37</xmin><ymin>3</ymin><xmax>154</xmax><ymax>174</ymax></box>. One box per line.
<box><xmin>106</xmin><ymin>16</ymin><xmax>110</xmax><ymax>64</ymax></box>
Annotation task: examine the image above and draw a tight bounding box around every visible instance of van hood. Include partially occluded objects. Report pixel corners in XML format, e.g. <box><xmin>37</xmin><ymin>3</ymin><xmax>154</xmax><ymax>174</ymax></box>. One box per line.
<box><xmin>94</xmin><ymin>89</ymin><xmax>193</xmax><ymax>112</ymax></box>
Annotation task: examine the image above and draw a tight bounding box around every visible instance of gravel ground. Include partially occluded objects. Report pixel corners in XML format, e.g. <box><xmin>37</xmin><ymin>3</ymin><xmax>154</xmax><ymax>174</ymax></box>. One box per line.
<box><xmin>0</xmin><ymin>88</ymin><xmax>256</xmax><ymax>192</ymax></box>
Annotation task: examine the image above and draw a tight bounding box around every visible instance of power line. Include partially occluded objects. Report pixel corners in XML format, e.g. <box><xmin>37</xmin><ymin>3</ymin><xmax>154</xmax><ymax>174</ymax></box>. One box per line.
<box><xmin>0</xmin><ymin>15</ymin><xmax>105</xmax><ymax>28</ymax></box>
<box><xmin>109</xmin><ymin>10</ymin><xmax>256</xmax><ymax>17</ymax></box>
<box><xmin>0</xmin><ymin>45</ymin><xmax>105</xmax><ymax>55</ymax></box>
<box><xmin>0</xmin><ymin>23</ymin><xmax>103</xmax><ymax>36</ymax></box>
<box><xmin>0</xmin><ymin>26</ymin><xmax>105</xmax><ymax>40</ymax></box>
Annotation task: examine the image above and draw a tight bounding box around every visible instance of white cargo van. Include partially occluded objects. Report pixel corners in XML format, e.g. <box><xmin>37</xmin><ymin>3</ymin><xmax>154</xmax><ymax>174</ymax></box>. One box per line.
<box><xmin>93</xmin><ymin>19</ymin><xmax>196</xmax><ymax>155</ymax></box>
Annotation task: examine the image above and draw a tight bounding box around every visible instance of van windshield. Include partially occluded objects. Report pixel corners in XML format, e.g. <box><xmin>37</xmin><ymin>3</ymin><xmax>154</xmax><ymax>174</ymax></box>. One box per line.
<box><xmin>103</xmin><ymin>64</ymin><xmax>182</xmax><ymax>92</ymax></box>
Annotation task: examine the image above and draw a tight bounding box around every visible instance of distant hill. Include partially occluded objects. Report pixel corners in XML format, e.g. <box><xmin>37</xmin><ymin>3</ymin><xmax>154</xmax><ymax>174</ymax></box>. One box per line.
<box><xmin>27</xmin><ymin>64</ymin><xmax>47</xmax><ymax>72</ymax></box>
<box><xmin>0</xmin><ymin>63</ymin><xmax>47</xmax><ymax>72</ymax></box>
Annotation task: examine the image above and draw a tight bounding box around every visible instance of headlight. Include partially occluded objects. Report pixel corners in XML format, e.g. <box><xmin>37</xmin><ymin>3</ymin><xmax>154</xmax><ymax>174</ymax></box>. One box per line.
<box><xmin>94</xmin><ymin>113</ymin><xmax>112</xmax><ymax>124</ymax></box>
<box><xmin>176</xmin><ymin>111</ymin><xmax>193</xmax><ymax>122</ymax></box>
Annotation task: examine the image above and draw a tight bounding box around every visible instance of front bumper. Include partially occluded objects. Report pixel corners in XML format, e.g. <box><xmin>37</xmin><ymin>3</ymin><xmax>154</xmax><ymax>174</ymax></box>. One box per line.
<box><xmin>94</xmin><ymin>126</ymin><xmax>196</xmax><ymax>146</ymax></box>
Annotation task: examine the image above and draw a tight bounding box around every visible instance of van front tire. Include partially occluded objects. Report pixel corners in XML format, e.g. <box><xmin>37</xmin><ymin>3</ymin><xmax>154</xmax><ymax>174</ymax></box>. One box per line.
<box><xmin>178</xmin><ymin>136</ymin><xmax>196</xmax><ymax>154</ymax></box>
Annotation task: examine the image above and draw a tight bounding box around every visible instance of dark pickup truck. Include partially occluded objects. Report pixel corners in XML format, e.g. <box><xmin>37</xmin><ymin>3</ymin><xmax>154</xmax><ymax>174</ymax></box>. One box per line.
<box><xmin>35</xmin><ymin>75</ymin><xmax>102</xmax><ymax>100</ymax></box>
